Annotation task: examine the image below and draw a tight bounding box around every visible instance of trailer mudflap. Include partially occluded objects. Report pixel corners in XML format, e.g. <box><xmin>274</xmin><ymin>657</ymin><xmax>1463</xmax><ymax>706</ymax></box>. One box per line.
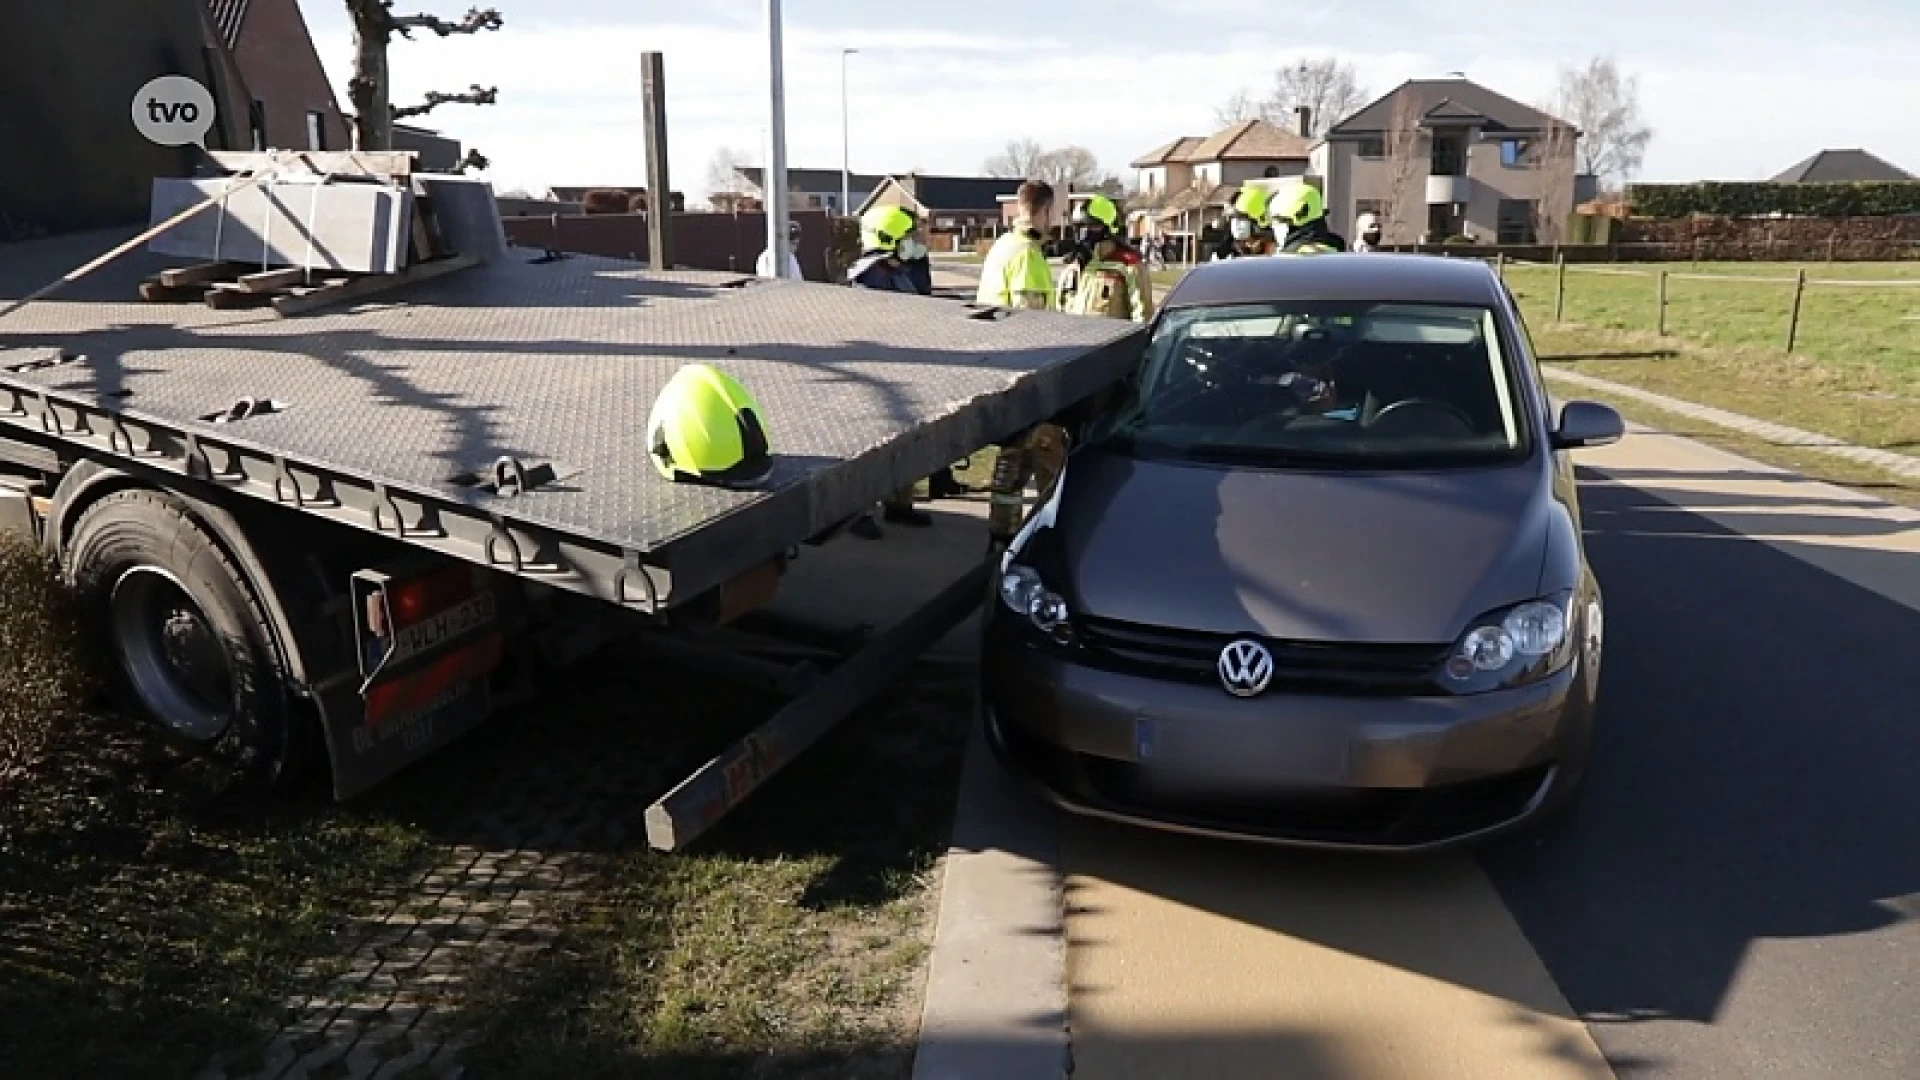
<box><xmin>327</xmin><ymin>560</ymin><xmax>509</xmax><ymax>799</ymax></box>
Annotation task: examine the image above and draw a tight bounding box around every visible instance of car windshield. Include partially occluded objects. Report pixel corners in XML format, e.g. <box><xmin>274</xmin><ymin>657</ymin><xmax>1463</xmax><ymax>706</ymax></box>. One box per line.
<box><xmin>1093</xmin><ymin>300</ymin><xmax>1530</xmax><ymax>468</ymax></box>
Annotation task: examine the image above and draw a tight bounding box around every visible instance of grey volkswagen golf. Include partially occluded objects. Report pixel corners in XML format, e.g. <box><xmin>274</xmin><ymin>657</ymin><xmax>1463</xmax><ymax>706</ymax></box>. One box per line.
<box><xmin>981</xmin><ymin>253</ymin><xmax>1625</xmax><ymax>851</ymax></box>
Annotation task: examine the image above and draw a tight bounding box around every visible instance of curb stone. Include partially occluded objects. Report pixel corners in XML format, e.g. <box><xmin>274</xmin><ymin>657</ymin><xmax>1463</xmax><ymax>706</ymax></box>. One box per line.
<box><xmin>912</xmin><ymin>723</ymin><xmax>1070</xmax><ymax>1080</ymax></box>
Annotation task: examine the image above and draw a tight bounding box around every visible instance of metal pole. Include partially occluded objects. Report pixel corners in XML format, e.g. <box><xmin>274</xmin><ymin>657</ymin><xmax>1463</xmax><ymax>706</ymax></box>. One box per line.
<box><xmin>840</xmin><ymin>48</ymin><xmax>858</xmax><ymax>217</ymax></box>
<box><xmin>1786</xmin><ymin>268</ymin><xmax>1806</xmax><ymax>352</ymax></box>
<box><xmin>764</xmin><ymin>0</ymin><xmax>793</xmax><ymax>278</ymax></box>
<box><xmin>641</xmin><ymin>52</ymin><xmax>673</xmax><ymax>272</ymax></box>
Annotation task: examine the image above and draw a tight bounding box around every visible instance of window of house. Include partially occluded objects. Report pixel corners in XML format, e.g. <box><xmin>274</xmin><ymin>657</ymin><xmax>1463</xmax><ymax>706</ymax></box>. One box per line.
<box><xmin>1496</xmin><ymin>199</ymin><xmax>1537</xmax><ymax>244</ymax></box>
<box><xmin>249</xmin><ymin>100</ymin><xmax>268</xmax><ymax>152</ymax></box>
<box><xmin>306</xmin><ymin>111</ymin><xmax>327</xmax><ymax>151</ymax></box>
<box><xmin>1357</xmin><ymin>137</ymin><xmax>1386</xmax><ymax>159</ymax></box>
<box><xmin>1500</xmin><ymin>139</ymin><xmax>1532</xmax><ymax>167</ymax></box>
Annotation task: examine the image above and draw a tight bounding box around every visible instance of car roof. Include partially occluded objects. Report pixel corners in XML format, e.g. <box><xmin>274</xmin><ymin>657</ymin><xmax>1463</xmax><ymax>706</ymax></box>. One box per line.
<box><xmin>1160</xmin><ymin>253</ymin><xmax>1505</xmax><ymax>310</ymax></box>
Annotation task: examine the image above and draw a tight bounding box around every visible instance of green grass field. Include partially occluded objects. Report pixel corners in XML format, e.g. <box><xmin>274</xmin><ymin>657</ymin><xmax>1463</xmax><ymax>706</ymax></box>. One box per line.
<box><xmin>1498</xmin><ymin>261</ymin><xmax>1920</xmax><ymax>462</ymax></box>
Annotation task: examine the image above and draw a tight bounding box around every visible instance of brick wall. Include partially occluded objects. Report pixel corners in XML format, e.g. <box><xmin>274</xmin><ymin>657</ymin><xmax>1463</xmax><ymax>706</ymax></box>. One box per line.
<box><xmin>234</xmin><ymin>0</ymin><xmax>350</xmax><ymax>151</ymax></box>
<box><xmin>502</xmin><ymin>210</ymin><xmax>837</xmax><ymax>280</ymax></box>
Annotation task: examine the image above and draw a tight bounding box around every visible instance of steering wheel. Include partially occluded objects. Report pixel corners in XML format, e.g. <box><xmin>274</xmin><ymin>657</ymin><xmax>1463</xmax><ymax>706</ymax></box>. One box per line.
<box><xmin>1365</xmin><ymin>398</ymin><xmax>1477</xmax><ymax>436</ymax></box>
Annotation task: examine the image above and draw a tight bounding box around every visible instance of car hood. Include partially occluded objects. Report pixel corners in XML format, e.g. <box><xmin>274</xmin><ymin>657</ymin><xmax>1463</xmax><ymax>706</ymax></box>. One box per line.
<box><xmin>1043</xmin><ymin>448</ymin><xmax>1552</xmax><ymax>643</ymax></box>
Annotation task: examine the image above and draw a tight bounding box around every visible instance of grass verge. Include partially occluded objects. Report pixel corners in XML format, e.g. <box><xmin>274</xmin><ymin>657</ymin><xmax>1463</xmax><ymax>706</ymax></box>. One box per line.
<box><xmin>449</xmin><ymin>664</ymin><xmax>976</xmax><ymax>1080</ymax></box>
<box><xmin>1503</xmin><ymin>261</ymin><xmax>1920</xmax><ymax>459</ymax></box>
<box><xmin>1544</xmin><ymin>375</ymin><xmax>1920</xmax><ymax>510</ymax></box>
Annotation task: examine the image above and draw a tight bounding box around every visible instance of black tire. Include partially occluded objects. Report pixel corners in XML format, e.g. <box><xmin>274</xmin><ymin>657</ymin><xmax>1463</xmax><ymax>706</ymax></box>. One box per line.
<box><xmin>64</xmin><ymin>488</ymin><xmax>313</xmax><ymax>791</ymax></box>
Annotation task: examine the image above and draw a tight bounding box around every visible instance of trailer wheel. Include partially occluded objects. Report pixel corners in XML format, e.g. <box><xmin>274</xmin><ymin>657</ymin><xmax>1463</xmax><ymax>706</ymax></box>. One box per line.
<box><xmin>65</xmin><ymin>489</ymin><xmax>311</xmax><ymax>790</ymax></box>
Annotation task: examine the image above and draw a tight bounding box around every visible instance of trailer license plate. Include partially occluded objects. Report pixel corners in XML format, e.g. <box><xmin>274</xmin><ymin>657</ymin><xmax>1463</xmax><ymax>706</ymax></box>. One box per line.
<box><xmin>388</xmin><ymin>591</ymin><xmax>496</xmax><ymax>665</ymax></box>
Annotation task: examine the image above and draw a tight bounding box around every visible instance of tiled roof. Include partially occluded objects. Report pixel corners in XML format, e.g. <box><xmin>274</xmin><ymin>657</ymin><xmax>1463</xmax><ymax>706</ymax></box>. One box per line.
<box><xmin>203</xmin><ymin>0</ymin><xmax>251</xmax><ymax>50</ymax></box>
<box><xmin>1131</xmin><ymin>136</ymin><xmax>1206</xmax><ymax>168</ymax></box>
<box><xmin>1769</xmin><ymin>149</ymin><xmax>1915</xmax><ymax>184</ymax></box>
<box><xmin>1330</xmin><ymin>78</ymin><xmax>1570</xmax><ymax>136</ymax></box>
<box><xmin>1186</xmin><ymin>119</ymin><xmax>1313</xmax><ymax>163</ymax></box>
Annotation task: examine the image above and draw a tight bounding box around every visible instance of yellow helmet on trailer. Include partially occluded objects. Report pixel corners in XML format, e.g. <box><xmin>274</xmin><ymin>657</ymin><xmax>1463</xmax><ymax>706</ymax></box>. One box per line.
<box><xmin>646</xmin><ymin>364</ymin><xmax>773</xmax><ymax>489</ymax></box>
<box><xmin>860</xmin><ymin>204</ymin><xmax>918</xmax><ymax>253</ymax></box>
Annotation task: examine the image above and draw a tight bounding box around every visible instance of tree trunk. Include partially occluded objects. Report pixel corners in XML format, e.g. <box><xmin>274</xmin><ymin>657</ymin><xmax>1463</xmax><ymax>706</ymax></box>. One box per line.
<box><xmin>346</xmin><ymin>2</ymin><xmax>393</xmax><ymax>151</ymax></box>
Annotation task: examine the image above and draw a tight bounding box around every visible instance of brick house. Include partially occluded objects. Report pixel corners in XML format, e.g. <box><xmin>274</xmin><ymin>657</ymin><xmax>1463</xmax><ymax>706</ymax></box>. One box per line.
<box><xmin>202</xmin><ymin>0</ymin><xmax>351</xmax><ymax>152</ymax></box>
<box><xmin>1130</xmin><ymin>116</ymin><xmax>1315</xmax><ymax>250</ymax></box>
<box><xmin>856</xmin><ymin>174</ymin><xmax>1021</xmax><ymax>252</ymax></box>
<box><xmin>1312</xmin><ymin>77</ymin><xmax>1599</xmax><ymax>244</ymax></box>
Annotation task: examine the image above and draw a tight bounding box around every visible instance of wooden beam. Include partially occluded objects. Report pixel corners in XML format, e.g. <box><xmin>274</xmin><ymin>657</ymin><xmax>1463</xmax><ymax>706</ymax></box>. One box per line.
<box><xmin>158</xmin><ymin>261</ymin><xmax>247</xmax><ymax>287</ymax></box>
<box><xmin>233</xmin><ymin>267</ymin><xmax>313</xmax><ymax>293</ymax></box>
<box><xmin>271</xmin><ymin>252</ymin><xmax>480</xmax><ymax>317</ymax></box>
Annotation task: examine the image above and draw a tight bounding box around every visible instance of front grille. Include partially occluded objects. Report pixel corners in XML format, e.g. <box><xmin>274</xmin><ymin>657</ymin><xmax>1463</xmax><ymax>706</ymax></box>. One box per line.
<box><xmin>1079</xmin><ymin>758</ymin><xmax>1553</xmax><ymax>847</ymax></box>
<box><xmin>1075</xmin><ymin>616</ymin><xmax>1450</xmax><ymax>695</ymax></box>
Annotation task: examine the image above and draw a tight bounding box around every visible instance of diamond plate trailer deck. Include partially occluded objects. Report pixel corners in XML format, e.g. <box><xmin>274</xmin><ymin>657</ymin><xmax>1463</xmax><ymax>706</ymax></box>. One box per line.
<box><xmin>0</xmin><ymin>227</ymin><xmax>1143</xmax><ymax>844</ymax></box>
<box><xmin>0</xmin><ymin>230</ymin><xmax>1142</xmax><ymax>612</ymax></box>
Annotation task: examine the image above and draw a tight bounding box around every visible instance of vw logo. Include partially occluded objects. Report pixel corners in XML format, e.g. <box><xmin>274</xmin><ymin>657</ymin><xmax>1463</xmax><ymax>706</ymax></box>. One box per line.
<box><xmin>1217</xmin><ymin>639</ymin><xmax>1274</xmax><ymax>697</ymax></box>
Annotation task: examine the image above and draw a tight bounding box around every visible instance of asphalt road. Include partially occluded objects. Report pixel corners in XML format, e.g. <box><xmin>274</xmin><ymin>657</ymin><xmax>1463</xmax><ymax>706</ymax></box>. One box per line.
<box><xmin>1481</xmin><ymin>466</ymin><xmax>1920</xmax><ymax>1078</ymax></box>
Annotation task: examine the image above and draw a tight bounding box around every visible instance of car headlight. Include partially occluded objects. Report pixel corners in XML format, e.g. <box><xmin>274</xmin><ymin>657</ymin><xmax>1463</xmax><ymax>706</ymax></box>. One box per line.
<box><xmin>1440</xmin><ymin>592</ymin><xmax>1579</xmax><ymax>694</ymax></box>
<box><xmin>999</xmin><ymin>564</ymin><xmax>1073</xmax><ymax>639</ymax></box>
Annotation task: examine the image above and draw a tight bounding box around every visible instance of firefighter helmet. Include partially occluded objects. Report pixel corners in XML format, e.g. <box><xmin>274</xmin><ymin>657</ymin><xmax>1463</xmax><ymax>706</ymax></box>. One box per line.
<box><xmin>646</xmin><ymin>364</ymin><xmax>773</xmax><ymax>488</ymax></box>
<box><xmin>860</xmin><ymin>205</ymin><xmax>918</xmax><ymax>253</ymax></box>
<box><xmin>1274</xmin><ymin>183</ymin><xmax>1328</xmax><ymax>228</ymax></box>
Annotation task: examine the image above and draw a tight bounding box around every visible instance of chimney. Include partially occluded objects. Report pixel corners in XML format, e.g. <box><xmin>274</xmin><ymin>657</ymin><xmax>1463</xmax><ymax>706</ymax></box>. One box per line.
<box><xmin>1296</xmin><ymin>106</ymin><xmax>1313</xmax><ymax>138</ymax></box>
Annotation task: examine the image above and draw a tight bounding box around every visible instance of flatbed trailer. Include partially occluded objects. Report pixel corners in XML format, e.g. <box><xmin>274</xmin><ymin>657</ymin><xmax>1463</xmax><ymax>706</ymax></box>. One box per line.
<box><xmin>0</xmin><ymin>212</ymin><xmax>1144</xmax><ymax>850</ymax></box>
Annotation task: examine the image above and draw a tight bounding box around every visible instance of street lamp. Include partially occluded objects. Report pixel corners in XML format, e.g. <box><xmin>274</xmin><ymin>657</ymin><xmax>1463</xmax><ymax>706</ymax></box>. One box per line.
<box><xmin>841</xmin><ymin>48</ymin><xmax>859</xmax><ymax>217</ymax></box>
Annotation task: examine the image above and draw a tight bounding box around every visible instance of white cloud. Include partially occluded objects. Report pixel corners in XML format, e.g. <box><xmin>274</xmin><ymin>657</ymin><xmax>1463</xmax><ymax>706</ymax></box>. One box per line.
<box><xmin>298</xmin><ymin>2</ymin><xmax>1920</xmax><ymax>197</ymax></box>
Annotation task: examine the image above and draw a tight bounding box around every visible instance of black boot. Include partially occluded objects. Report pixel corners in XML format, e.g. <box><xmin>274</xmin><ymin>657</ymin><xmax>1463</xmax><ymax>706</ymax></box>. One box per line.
<box><xmin>883</xmin><ymin>503</ymin><xmax>935</xmax><ymax>527</ymax></box>
<box><xmin>926</xmin><ymin>468</ymin><xmax>968</xmax><ymax>499</ymax></box>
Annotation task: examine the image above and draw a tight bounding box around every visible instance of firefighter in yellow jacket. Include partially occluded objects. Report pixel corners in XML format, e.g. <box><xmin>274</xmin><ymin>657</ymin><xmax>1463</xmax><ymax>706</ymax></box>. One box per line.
<box><xmin>1055</xmin><ymin>194</ymin><xmax>1154</xmax><ymax>322</ymax></box>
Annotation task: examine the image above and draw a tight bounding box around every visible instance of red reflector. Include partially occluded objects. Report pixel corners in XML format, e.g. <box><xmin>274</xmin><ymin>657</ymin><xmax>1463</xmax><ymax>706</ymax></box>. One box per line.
<box><xmin>365</xmin><ymin>632</ymin><xmax>503</xmax><ymax>726</ymax></box>
<box><xmin>389</xmin><ymin>566</ymin><xmax>477</xmax><ymax>630</ymax></box>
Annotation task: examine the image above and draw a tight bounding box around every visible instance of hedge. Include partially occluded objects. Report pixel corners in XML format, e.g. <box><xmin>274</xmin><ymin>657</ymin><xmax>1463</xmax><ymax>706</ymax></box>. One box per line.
<box><xmin>1628</xmin><ymin>181</ymin><xmax>1920</xmax><ymax>219</ymax></box>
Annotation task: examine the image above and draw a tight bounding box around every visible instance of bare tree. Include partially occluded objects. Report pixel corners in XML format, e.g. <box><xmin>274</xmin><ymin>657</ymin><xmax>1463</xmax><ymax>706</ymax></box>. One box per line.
<box><xmin>344</xmin><ymin>1</ymin><xmax>504</xmax><ymax>152</ymax></box>
<box><xmin>1382</xmin><ymin>93</ymin><xmax>1426</xmax><ymax>245</ymax></box>
<box><xmin>1035</xmin><ymin>147</ymin><xmax>1109</xmax><ymax>191</ymax></box>
<box><xmin>982</xmin><ymin>138</ymin><xmax>1048</xmax><ymax>179</ymax></box>
<box><xmin>1553</xmin><ymin>56</ymin><xmax>1653</xmax><ymax>189</ymax></box>
<box><xmin>1213</xmin><ymin>88</ymin><xmax>1262</xmax><ymax>128</ymax></box>
<box><xmin>1530</xmin><ymin>111</ymin><xmax>1580</xmax><ymax>246</ymax></box>
<box><xmin>1215</xmin><ymin>55</ymin><xmax>1368</xmax><ymax>138</ymax></box>
<box><xmin>1263</xmin><ymin>56</ymin><xmax>1368</xmax><ymax>136</ymax></box>
<box><xmin>705</xmin><ymin>146</ymin><xmax>754</xmax><ymax>199</ymax></box>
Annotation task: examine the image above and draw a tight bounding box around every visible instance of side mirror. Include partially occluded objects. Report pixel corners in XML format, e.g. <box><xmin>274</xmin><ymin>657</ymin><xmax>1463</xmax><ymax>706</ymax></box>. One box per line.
<box><xmin>1551</xmin><ymin>400</ymin><xmax>1626</xmax><ymax>450</ymax></box>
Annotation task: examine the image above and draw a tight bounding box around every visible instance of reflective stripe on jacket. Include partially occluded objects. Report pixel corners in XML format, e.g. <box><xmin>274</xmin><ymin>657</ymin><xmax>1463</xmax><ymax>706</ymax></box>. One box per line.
<box><xmin>1057</xmin><ymin>250</ymin><xmax>1154</xmax><ymax>322</ymax></box>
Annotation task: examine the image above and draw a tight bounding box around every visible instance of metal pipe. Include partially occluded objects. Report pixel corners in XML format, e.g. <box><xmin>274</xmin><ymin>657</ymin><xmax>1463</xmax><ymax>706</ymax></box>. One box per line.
<box><xmin>765</xmin><ymin>0</ymin><xmax>793</xmax><ymax>278</ymax></box>
<box><xmin>840</xmin><ymin>48</ymin><xmax>858</xmax><ymax>216</ymax></box>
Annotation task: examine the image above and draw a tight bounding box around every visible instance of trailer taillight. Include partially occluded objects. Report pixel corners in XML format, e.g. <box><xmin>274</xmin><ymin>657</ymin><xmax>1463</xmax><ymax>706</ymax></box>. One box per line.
<box><xmin>389</xmin><ymin>565</ymin><xmax>476</xmax><ymax>629</ymax></box>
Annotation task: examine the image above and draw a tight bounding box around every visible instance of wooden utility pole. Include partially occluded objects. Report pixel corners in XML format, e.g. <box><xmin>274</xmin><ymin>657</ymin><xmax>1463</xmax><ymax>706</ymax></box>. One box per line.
<box><xmin>642</xmin><ymin>52</ymin><xmax>674</xmax><ymax>271</ymax></box>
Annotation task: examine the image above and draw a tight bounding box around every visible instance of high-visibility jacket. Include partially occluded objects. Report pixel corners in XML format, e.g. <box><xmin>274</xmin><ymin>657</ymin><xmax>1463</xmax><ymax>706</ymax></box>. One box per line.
<box><xmin>978</xmin><ymin>227</ymin><xmax>1054</xmax><ymax>310</ymax></box>
<box><xmin>1056</xmin><ymin>246</ymin><xmax>1154</xmax><ymax>322</ymax></box>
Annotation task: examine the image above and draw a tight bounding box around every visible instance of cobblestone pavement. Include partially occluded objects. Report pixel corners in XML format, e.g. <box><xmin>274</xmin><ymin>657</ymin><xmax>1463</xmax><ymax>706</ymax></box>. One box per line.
<box><xmin>193</xmin><ymin>740</ymin><xmax>660</xmax><ymax>1080</ymax></box>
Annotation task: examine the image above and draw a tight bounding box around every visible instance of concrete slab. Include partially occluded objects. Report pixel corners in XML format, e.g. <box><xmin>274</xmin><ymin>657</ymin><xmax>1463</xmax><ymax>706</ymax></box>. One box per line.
<box><xmin>1061</xmin><ymin>820</ymin><xmax>1613</xmax><ymax>1080</ymax></box>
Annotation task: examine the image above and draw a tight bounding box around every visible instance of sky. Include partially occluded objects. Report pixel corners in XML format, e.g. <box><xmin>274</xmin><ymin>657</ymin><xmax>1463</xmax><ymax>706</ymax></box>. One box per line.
<box><xmin>296</xmin><ymin>0</ymin><xmax>1920</xmax><ymax>200</ymax></box>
